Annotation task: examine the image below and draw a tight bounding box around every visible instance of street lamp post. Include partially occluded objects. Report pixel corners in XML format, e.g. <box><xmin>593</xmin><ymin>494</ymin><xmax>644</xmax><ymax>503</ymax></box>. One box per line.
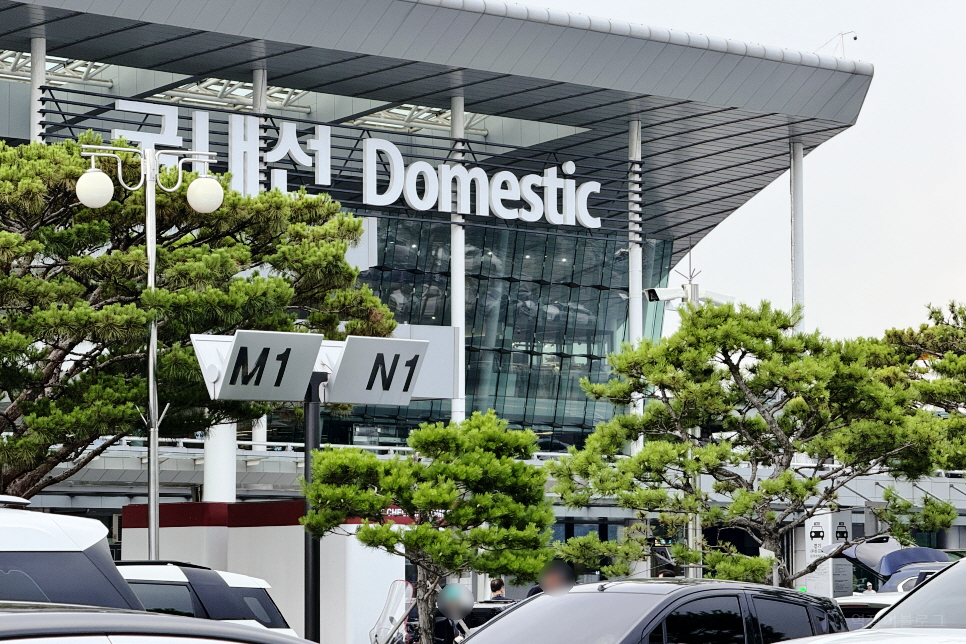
<box><xmin>76</xmin><ymin>145</ymin><xmax>224</xmax><ymax>560</ymax></box>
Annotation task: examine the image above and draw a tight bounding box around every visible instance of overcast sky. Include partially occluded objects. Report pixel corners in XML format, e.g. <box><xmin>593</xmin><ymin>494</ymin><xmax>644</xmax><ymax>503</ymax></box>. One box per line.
<box><xmin>538</xmin><ymin>0</ymin><xmax>966</xmax><ymax>339</ymax></box>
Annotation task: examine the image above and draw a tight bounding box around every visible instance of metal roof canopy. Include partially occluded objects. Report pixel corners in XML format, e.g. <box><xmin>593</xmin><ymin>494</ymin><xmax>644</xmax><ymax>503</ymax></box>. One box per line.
<box><xmin>0</xmin><ymin>0</ymin><xmax>873</xmax><ymax>262</ymax></box>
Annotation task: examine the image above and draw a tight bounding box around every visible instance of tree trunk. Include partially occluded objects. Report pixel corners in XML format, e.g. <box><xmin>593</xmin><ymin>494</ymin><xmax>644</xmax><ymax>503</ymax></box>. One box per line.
<box><xmin>760</xmin><ymin>535</ymin><xmax>787</xmax><ymax>588</ymax></box>
<box><xmin>415</xmin><ymin>565</ymin><xmax>441</xmax><ymax>644</ymax></box>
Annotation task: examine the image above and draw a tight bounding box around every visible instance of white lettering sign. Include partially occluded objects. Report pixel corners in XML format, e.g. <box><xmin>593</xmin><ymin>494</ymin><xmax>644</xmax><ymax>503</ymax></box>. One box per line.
<box><xmin>113</xmin><ymin>102</ymin><xmax>603</xmax><ymax>228</ymax></box>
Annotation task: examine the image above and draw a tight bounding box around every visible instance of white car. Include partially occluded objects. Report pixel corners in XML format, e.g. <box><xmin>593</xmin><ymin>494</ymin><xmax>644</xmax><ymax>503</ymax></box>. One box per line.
<box><xmin>0</xmin><ymin>495</ymin><xmax>143</xmax><ymax>609</ymax></box>
<box><xmin>116</xmin><ymin>562</ymin><xmax>297</xmax><ymax>638</ymax></box>
<box><xmin>0</xmin><ymin>600</ymin><xmax>307</xmax><ymax>644</ymax></box>
<box><xmin>799</xmin><ymin>559</ymin><xmax>966</xmax><ymax>643</ymax></box>
<box><xmin>834</xmin><ymin>592</ymin><xmax>904</xmax><ymax>629</ymax></box>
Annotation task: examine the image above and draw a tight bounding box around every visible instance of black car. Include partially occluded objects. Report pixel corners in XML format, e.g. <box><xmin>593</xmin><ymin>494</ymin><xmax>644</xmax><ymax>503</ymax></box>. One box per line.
<box><xmin>463</xmin><ymin>579</ymin><xmax>847</xmax><ymax>644</ymax></box>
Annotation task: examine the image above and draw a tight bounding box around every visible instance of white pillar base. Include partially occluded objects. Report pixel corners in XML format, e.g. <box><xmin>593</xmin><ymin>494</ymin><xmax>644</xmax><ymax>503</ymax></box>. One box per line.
<box><xmin>203</xmin><ymin>422</ymin><xmax>237</xmax><ymax>502</ymax></box>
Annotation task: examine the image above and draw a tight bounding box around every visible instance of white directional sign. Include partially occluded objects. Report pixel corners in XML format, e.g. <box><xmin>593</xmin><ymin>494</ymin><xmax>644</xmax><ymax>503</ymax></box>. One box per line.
<box><xmin>191</xmin><ymin>330</ymin><xmax>326</xmax><ymax>402</ymax></box>
<box><xmin>192</xmin><ymin>327</ymin><xmax>451</xmax><ymax>405</ymax></box>
<box><xmin>392</xmin><ymin>324</ymin><xmax>460</xmax><ymax>400</ymax></box>
<box><xmin>325</xmin><ymin>336</ymin><xmax>429</xmax><ymax>406</ymax></box>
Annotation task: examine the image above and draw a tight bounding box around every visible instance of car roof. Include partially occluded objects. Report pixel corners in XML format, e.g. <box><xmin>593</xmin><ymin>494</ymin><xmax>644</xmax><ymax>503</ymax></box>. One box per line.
<box><xmin>117</xmin><ymin>562</ymin><xmax>271</xmax><ymax>589</ymax></box>
<box><xmin>0</xmin><ymin>602</ymin><xmax>303</xmax><ymax>644</ymax></box>
<box><xmin>569</xmin><ymin>578</ymin><xmax>832</xmax><ymax>604</ymax></box>
<box><xmin>0</xmin><ymin>508</ymin><xmax>106</xmax><ymax>552</ymax></box>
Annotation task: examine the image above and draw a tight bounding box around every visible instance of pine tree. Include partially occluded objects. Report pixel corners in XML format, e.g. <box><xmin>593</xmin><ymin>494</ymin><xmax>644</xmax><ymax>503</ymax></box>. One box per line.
<box><xmin>886</xmin><ymin>301</ymin><xmax>966</xmax><ymax>469</ymax></box>
<box><xmin>301</xmin><ymin>410</ymin><xmax>554</xmax><ymax>644</ymax></box>
<box><xmin>550</xmin><ymin>301</ymin><xmax>955</xmax><ymax>586</ymax></box>
<box><xmin>0</xmin><ymin>137</ymin><xmax>395</xmax><ymax>497</ymax></box>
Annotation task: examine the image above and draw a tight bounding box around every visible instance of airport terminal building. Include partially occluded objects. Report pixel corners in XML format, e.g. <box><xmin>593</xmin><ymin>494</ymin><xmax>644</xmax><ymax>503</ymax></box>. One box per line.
<box><xmin>0</xmin><ymin>0</ymin><xmax>932</xmax><ymax>640</ymax></box>
<box><xmin>0</xmin><ymin>0</ymin><xmax>875</xmax><ymax>450</ymax></box>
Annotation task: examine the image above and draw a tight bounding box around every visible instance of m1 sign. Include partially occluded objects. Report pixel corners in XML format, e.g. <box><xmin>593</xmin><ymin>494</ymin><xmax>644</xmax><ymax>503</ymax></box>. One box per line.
<box><xmin>192</xmin><ymin>330</ymin><xmax>326</xmax><ymax>402</ymax></box>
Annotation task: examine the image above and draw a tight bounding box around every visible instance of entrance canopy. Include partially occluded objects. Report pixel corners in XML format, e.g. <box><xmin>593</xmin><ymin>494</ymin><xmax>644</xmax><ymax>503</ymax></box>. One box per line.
<box><xmin>0</xmin><ymin>0</ymin><xmax>872</xmax><ymax>260</ymax></box>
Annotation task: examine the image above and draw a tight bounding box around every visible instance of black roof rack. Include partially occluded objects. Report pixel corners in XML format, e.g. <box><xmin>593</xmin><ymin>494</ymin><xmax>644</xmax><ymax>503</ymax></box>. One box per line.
<box><xmin>114</xmin><ymin>560</ymin><xmax>211</xmax><ymax>570</ymax></box>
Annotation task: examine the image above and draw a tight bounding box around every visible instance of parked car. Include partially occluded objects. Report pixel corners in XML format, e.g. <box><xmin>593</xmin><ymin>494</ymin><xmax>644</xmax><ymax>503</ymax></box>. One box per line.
<box><xmin>115</xmin><ymin>561</ymin><xmax>296</xmax><ymax>637</ymax></box>
<box><xmin>462</xmin><ymin>579</ymin><xmax>846</xmax><ymax>644</ymax></box>
<box><xmin>799</xmin><ymin>559</ymin><xmax>966</xmax><ymax>642</ymax></box>
<box><xmin>0</xmin><ymin>600</ymin><xmax>305</xmax><ymax>644</ymax></box>
<box><xmin>834</xmin><ymin>592</ymin><xmax>904</xmax><ymax>629</ymax></box>
<box><xmin>878</xmin><ymin>560</ymin><xmax>950</xmax><ymax>592</ymax></box>
<box><xmin>0</xmin><ymin>495</ymin><xmax>143</xmax><ymax>610</ymax></box>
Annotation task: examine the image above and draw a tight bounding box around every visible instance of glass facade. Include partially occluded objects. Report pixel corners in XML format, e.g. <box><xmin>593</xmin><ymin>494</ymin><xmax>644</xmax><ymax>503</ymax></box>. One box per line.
<box><xmin>281</xmin><ymin>216</ymin><xmax>673</xmax><ymax>451</ymax></box>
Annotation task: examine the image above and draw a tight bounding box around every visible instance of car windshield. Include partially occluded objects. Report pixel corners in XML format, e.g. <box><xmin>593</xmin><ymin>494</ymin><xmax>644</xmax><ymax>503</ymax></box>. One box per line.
<box><xmin>872</xmin><ymin>561</ymin><xmax>966</xmax><ymax>629</ymax></box>
<box><xmin>464</xmin><ymin>591</ymin><xmax>661</xmax><ymax>644</ymax></box>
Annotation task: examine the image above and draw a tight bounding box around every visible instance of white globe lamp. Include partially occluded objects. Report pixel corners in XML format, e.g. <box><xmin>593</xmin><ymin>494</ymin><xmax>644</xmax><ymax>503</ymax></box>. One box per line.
<box><xmin>186</xmin><ymin>176</ymin><xmax>224</xmax><ymax>214</ymax></box>
<box><xmin>76</xmin><ymin>168</ymin><xmax>115</xmax><ymax>209</ymax></box>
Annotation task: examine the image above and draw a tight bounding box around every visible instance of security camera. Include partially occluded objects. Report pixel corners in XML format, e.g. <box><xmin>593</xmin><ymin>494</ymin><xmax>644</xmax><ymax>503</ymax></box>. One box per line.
<box><xmin>646</xmin><ymin>287</ymin><xmax>684</xmax><ymax>302</ymax></box>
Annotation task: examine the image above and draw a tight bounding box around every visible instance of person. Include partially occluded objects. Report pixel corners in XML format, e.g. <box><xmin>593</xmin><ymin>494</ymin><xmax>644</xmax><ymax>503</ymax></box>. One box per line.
<box><xmin>527</xmin><ymin>561</ymin><xmax>575</xmax><ymax>597</ymax></box>
<box><xmin>489</xmin><ymin>578</ymin><xmax>511</xmax><ymax>601</ymax></box>
<box><xmin>864</xmin><ymin>582</ymin><xmax>877</xmax><ymax>594</ymax></box>
<box><xmin>657</xmin><ymin>570</ymin><xmax>676</xmax><ymax>578</ymax></box>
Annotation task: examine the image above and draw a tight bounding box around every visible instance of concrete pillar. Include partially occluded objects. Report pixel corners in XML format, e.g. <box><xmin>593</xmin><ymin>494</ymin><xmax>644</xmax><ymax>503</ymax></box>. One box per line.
<box><xmin>449</xmin><ymin>96</ymin><xmax>466</xmax><ymax>423</ymax></box>
<box><xmin>790</xmin><ymin>141</ymin><xmax>804</xmax><ymax>330</ymax></box>
<box><xmin>29</xmin><ymin>36</ymin><xmax>45</xmax><ymax>142</ymax></box>
<box><xmin>252</xmin><ymin>415</ymin><xmax>268</xmax><ymax>448</ymax></box>
<box><xmin>203</xmin><ymin>423</ymin><xmax>237</xmax><ymax>502</ymax></box>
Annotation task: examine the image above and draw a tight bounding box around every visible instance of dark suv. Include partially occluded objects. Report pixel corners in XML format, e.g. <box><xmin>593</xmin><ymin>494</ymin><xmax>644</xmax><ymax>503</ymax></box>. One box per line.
<box><xmin>463</xmin><ymin>579</ymin><xmax>846</xmax><ymax>644</ymax></box>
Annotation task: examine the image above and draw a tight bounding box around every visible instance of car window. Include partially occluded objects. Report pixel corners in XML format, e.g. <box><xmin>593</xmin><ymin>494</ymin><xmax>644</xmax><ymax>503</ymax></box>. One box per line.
<box><xmin>898</xmin><ymin>577</ymin><xmax>917</xmax><ymax>592</ymax></box>
<box><xmin>753</xmin><ymin>598</ymin><xmax>812</xmax><ymax>643</ymax></box>
<box><xmin>664</xmin><ymin>596</ymin><xmax>745</xmax><ymax>644</ymax></box>
<box><xmin>129</xmin><ymin>582</ymin><xmax>199</xmax><ymax>617</ymax></box>
<box><xmin>463</xmin><ymin>592</ymin><xmax>663</xmax><ymax>644</ymax></box>
<box><xmin>228</xmin><ymin>588</ymin><xmax>287</xmax><ymax>628</ymax></box>
<box><xmin>0</xmin><ymin>552</ymin><xmax>135</xmax><ymax>609</ymax></box>
<box><xmin>808</xmin><ymin>606</ymin><xmax>830</xmax><ymax>634</ymax></box>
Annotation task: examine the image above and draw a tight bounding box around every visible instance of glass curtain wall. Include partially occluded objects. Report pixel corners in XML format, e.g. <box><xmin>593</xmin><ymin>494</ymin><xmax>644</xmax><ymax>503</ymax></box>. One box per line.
<box><xmin>294</xmin><ymin>217</ymin><xmax>673</xmax><ymax>451</ymax></box>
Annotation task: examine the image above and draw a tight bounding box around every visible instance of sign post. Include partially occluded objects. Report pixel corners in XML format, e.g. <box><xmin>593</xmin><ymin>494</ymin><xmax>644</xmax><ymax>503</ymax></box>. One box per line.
<box><xmin>303</xmin><ymin>371</ymin><xmax>327</xmax><ymax>643</ymax></box>
<box><xmin>192</xmin><ymin>327</ymin><xmax>453</xmax><ymax>642</ymax></box>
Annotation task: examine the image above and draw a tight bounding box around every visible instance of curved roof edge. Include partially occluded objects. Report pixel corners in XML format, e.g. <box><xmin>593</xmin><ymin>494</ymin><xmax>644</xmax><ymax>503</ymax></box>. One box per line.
<box><xmin>405</xmin><ymin>0</ymin><xmax>874</xmax><ymax>77</ymax></box>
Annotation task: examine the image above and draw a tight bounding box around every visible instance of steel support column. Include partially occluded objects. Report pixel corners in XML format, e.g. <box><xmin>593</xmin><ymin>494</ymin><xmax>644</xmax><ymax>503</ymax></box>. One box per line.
<box><xmin>628</xmin><ymin>120</ymin><xmax>643</xmax><ymax>416</ymax></box>
<box><xmin>30</xmin><ymin>36</ymin><xmax>45</xmax><ymax>142</ymax></box>
<box><xmin>790</xmin><ymin>141</ymin><xmax>804</xmax><ymax>330</ymax></box>
<box><xmin>449</xmin><ymin>96</ymin><xmax>466</xmax><ymax>423</ymax></box>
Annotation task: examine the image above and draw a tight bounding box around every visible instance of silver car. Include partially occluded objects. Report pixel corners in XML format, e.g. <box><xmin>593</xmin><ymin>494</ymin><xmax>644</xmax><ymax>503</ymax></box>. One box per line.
<box><xmin>0</xmin><ymin>601</ymin><xmax>305</xmax><ymax>644</ymax></box>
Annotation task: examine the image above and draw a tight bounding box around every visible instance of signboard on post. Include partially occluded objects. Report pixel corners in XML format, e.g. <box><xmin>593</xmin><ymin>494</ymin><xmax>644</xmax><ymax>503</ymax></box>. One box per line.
<box><xmin>191</xmin><ymin>330</ymin><xmax>326</xmax><ymax>402</ymax></box>
<box><xmin>325</xmin><ymin>336</ymin><xmax>429</xmax><ymax>406</ymax></box>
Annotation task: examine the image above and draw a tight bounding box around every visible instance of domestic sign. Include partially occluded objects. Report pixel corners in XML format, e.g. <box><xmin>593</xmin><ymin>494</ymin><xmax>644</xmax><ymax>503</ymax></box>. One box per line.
<box><xmin>112</xmin><ymin>101</ymin><xmax>603</xmax><ymax>230</ymax></box>
<box><xmin>191</xmin><ymin>330</ymin><xmax>325</xmax><ymax>402</ymax></box>
<box><xmin>326</xmin><ymin>336</ymin><xmax>429</xmax><ymax>406</ymax></box>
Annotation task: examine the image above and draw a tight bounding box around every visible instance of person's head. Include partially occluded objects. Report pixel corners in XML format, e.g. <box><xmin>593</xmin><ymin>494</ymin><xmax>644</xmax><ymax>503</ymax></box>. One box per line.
<box><xmin>867</xmin><ymin>582</ymin><xmax>873</xmax><ymax>589</ymax></box>
<box><xmin>539</xmin><ymin>561</ymin><xmax>576</xmax><ymax>595</ymax></box>
<box><xmin>490</xmin><ymin>578</ymin><xmax>505</xmax><ymax>596</ymax></box>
